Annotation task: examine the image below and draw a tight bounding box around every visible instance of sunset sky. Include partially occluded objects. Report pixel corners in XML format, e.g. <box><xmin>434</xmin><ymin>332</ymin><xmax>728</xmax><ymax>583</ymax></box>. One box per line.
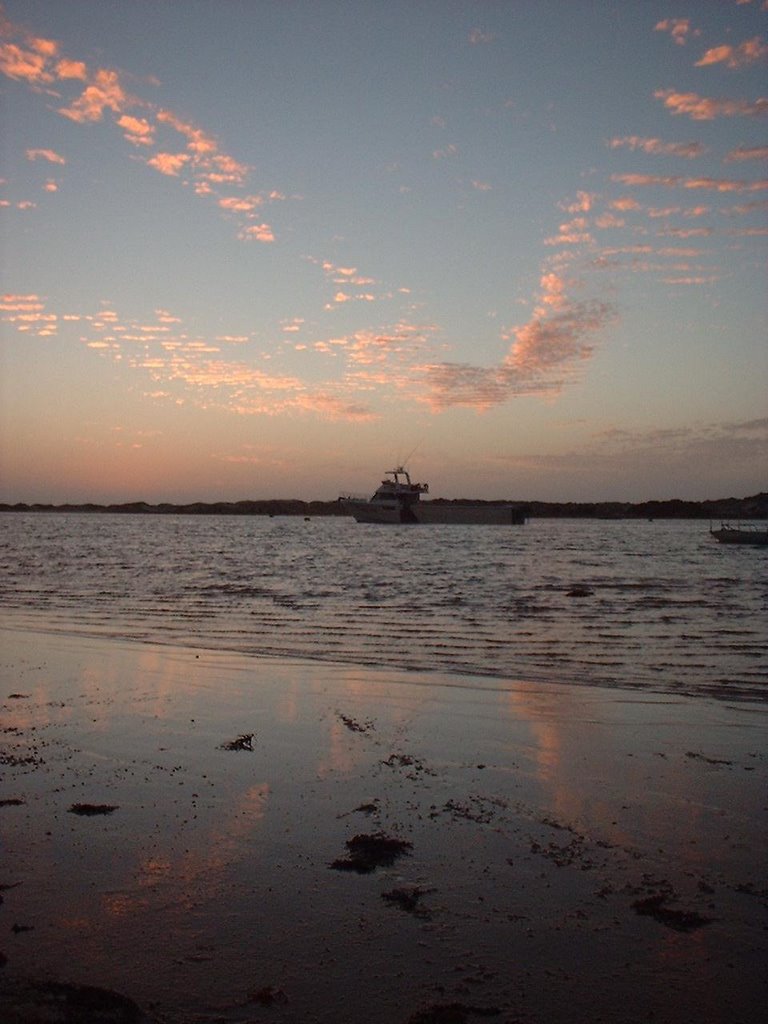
<box><xmin>1</xmin><ymin>0</ymin><xmax>766</xmax><ymax>503</ymax></box>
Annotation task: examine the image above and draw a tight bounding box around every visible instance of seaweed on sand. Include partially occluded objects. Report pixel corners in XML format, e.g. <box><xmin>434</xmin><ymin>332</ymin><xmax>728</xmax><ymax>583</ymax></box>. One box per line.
<box><xmin>68</xmin><ymin>803</ymin><xmax>118</xmax><ymax>816</ymax></box>
<box><xmin>381</xmin><ymin>885</ymin><xmax>435</xmax><ymax>918</ymax></box>
<box><xmin>220</xmin><ymin>733</ymin><xmax>254</xmax><ymax>751</ymax></box>
<box><xmin>329</xmin><ymin>832</ymin><xmax>412</xmax><ymax>874</ymax></box>
<box><xmin>632</xmin><ymin>893</ymin><xmax>712</xmax><ymax>932</ymax></box>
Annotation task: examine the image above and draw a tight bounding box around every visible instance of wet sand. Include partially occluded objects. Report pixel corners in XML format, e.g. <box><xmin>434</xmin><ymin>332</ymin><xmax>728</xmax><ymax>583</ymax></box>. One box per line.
<box><xmin>1</xmin><ymin>625</ymin><xmax>766</xmax><ymax>1023</ymax></box>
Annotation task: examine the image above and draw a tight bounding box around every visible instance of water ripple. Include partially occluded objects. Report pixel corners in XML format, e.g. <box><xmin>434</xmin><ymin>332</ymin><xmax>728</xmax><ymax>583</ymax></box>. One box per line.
<box><xmin>1</xmin><ymin>513</ymin><xmax>766</xmax><ymax>701</ymax></box>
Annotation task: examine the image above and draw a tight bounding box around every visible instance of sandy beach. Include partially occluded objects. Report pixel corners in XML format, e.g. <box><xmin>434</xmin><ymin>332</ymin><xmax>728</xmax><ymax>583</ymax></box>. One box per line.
<box><xmin>1</xmin><ymin>625</ymin><xmax>766</xmax><ymax>1023</ymax></box>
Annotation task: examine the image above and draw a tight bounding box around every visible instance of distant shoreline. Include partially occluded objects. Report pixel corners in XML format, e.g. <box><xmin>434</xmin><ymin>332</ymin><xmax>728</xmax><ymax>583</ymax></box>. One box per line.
<box><xmin>1</xmin><ymin>493</ymin><xmax>766</xmax><ymax>519</ymax></box>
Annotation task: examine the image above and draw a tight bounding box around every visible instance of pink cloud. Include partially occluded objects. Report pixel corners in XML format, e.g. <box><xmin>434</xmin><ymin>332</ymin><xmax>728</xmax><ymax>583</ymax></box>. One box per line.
<box><xmin>420</xmin><ymin>363</ymin><xmax>514</xmax><ymax>411</ymax></box>
<box><xmin>607</xmin><ymin>136</ymin><xmax>705</xmax><ymax>158</ymax></box>
<box><xmin>594</xmin><ymin>213</ymin><xmax>624</xmax><ymax>229</ymax></box>
<box><xmin>147</xmin><ymin>152</ymin><xmax>189</xmax><ymax>177</ymax></box>
<box><xmin>695</xmin><ymin>36</ymin><xmax>768</xmax><ymax>69</ymax></box>
<box><xmin>654</xmin><ymin>89</ymin><xmax>768</xmax><ymax>120</ymax></box>
<box><xmin>544</xmin><ymin>217</ymin><xmax>593</xmax><ymax>246</ymax></box>
<box><xmin>420</xmin><ymin>299</ymin><xmax>614</xmax><ymax>412</ymax></box>
<box><xmin>599</xmin><ymin>246</ymin><xmax>653</xmax><ymax>256</ymax></box>
<box><xmin>538</xmin><ymin>272</ymin><xmax>568</xmax><ymax>310</ymax></box>
<box><xmin>26</xmin><ymin>148</ymin><xmax>66</xmax><ymax>164</ymax></box>
<box><xmin>156</xmin><ymin>110</ymin><xmax>217</xmax><ymax>155</ymax></box>
<box><xmin>345</xmin><ymin>325</ymin><xmax>425</xmax><ymax>366</ymax></box>
<box><xmin>720</xmin><ymin>198</ymin><xmax>768</xmax><ymax>215</ymax></box>
<box><xmin>117</xmin><ymin>115</ymin><xmax>155</xmax><ymax>146</ymax></box>
<box><xmin>0</xmin><ymin>294</ymin><xmax>45</xmax><ymax>312</ymax></box>
<box><xmin>29</xmin><ymin>36</ymin><xmax>58</xmax><ymax>58</ymax></box>
<box><xmin>507</xmin><ymin>301</ymin><xmax>613</xmax><ymax>374</ymax></box>
<box><xmin>206</xmin><ymin>154</ymin><xmax>250</xmax><ymax>186</ymax></box>
<box><xmin>59</xmin><ymin>68</ymin><xmax>129</xmax><ymax>122</ymax></box>
<box><xmin>0</xmin><ymin>39</ymin><xmax>55</xmax><ymax>83</ymax></box>
<box><xmin>656</xmin><ymin>246</ymin><xmax>703</xmax><ymax>257</ymax></box>
<box><xmin>237</xmin><ymin>223</ymin><xmax>275</xmax><ymax>242</ymax></box>
<box><xmin>153</xmin><ymin>113</ymin><xmax>253</xmax><ymax>194</ymax></box>
<box><xmin>656</xmin><ymin>227</ymin><xmax>713</xmax><ymax>238</ymax></box>
<box><xmin>609</xmin><ymin>197</ymin><xmax>642</xmax><ymax>211</ymax></box>
<box><xmin>655</xmin><ymin>19</ymin><xmax>697</xmax><ymax>46</ymax></box>
<box><xmin>312</xmin><ymin>257</ymin><xmax>381</xmax><ymax>304</ymax></box>
<box><xmin>663</xmin><ymin>275</ymin><xmax>719</xmax><ymax>286</ymax></box>
<box><xmin>55</xmin><ymin>58</ymin><xmax>87</xmax><ymax>80</ymax></box>
<box><xmin>281</xmin><ymin>318</ymin><xmax>304</xmax><ymax>333</ymax></box>
<box><xmin>725</xmin><ymin>145</ymin><xmax>768</xmax><ymax>162</ymax></box>
<box><xmin>560</xmin><ymin>191</ymin><xmax>595</xmax><ymax>213</ymax></box>
<box><xmin>683</xmin><ymin>177</ymin><xmax>768</xmax><ymax>192</ymax></box>
<box><xmin>1</xmin><ymin>293</ymin><xmax>58</xmax><ymax>335</ymax></box>
<box><xmin>612</xmin><ymin>174</ymin><xmax>678</xmax><ymax>187</ymax></box>
<box><xmin>611</xmin><ymin>173</ymin><xmax>768</xmax><ymax>193</ymax></box>
<box><xmin>219</xmin><ymin>195</ymin><xmax>263</xmax><ymax>212</ymax></box>
<box><xmin>294</xmin><ymin>393</ymin><xmax>377</xmax><ymax>422</ymax></box>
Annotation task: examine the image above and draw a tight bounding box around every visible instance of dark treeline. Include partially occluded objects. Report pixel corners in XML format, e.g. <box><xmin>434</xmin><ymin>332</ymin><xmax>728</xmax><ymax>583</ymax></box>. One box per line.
<box><xmin>1</xmin><ymin>493</ymin><xmax>766</xmax><ymax>519</ymax></box>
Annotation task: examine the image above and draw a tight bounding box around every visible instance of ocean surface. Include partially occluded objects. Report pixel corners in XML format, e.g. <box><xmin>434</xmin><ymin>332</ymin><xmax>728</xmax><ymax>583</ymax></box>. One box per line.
<box><xmin>1</xmin><ymin>513</ymin><xmax>766</xmax><ymax>703</ymax></box>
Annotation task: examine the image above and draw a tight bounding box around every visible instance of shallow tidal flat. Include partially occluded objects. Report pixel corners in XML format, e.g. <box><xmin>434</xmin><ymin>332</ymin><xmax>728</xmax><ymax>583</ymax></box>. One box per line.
<box><xmin>0</xmin><ymin>627</ymin><xmax>766</xmax><ymax>1023</ymax></box>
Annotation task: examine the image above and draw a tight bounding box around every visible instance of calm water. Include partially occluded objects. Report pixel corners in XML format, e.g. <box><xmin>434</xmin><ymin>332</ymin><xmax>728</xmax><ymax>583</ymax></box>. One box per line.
<box><xmin>1</xmin><ymin>513</ymin><xmax>766</xmax><ymax>702</ymax></box>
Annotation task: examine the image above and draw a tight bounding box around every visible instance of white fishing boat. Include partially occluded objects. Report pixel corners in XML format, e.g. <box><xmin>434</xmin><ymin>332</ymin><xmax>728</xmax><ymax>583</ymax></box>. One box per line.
<box><xmin>339</xmin><ymin>467</ymin><xmax>527</xmax><ymax>525</ymax></box>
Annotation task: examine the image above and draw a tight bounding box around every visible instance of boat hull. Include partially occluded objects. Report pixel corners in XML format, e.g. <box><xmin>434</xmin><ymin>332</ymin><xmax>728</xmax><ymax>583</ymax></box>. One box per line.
<box><xmin>339</xmin><ymin>500</ymin><xmax>404</xmax><ymax>524</ymax></box>
<box><xmin>711</xmin><ymin>528</ymin><xmax>768</xmax><ymax>545</ymax></box>
<box><xmin>341</xmin><ymin>500</ymin><xmax>525</xmax><ymax>525</ymax></box>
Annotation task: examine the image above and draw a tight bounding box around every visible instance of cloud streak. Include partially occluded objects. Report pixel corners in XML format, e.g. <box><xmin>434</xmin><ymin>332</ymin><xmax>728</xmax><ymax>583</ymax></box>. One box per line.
<box><xmin>654</xmin><ymin>89</ymin><xmax>768</xmax><ymax>120</ymax></box>
<box><xmin>607</xmin><ymin>136</ymin><xmax>705</xmax><ymax>159</ymax></box>
<box><xmin>611</xmin><ymin>173</ymin><xmax>768</xmax><ymax>193</ymax></box>
<box><xmin>420</xmin><ymin>273</ymin><xmax>615</xmax><ymax>411</ymax></box>
<box><xmin>725</xmin><ymin>145</ymin><xmax>768</xmax><ymax>162</ymax></box>
<box><xmin>695</xmin><ymin>36</ymin><xmax>768</xmax><ymax>69</ymax></box>
<box><xmin>26</xmin><ymin>148</ymin><xmax>66</xmax><ymax>164</ymax></box>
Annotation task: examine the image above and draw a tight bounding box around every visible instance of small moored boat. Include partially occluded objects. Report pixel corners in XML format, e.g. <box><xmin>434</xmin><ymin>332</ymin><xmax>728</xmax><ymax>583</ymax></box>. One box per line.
<box><xmin>710</xmin><ymin>523</ymin><xmax>768</xmax><ymax>546</ymax></box>
<box><xmin>339</xmin><ymin>467</ymin><xmax>527</xmax><ymax>525</ymax></box>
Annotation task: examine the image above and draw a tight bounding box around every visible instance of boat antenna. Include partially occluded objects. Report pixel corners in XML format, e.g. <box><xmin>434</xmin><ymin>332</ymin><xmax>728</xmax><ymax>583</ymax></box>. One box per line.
<box><xmin>401</xmin><ymin>441</ymin><xmax>422</xmax><ymax>469</ymax></box>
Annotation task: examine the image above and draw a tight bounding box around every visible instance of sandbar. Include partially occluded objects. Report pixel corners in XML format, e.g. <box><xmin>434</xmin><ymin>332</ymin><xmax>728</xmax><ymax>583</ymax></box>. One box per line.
<box><xmin>1</xmin><ymin>625</ymin><xmax>766</xmax><ymax>1023</ymax></box>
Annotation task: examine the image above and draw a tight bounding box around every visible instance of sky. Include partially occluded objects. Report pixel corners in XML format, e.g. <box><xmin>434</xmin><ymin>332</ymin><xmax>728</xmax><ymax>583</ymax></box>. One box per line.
<box><xmin>1</xmin><ymin>0</ymin><xmax>766</xmax><ymax>504</ymax></box>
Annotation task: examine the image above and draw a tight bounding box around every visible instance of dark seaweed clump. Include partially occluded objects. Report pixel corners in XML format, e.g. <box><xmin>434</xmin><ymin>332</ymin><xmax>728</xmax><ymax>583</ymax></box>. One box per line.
<box><xmin>220</xmin><ymin>733</ymin><xmax>254</xmax><ymax>751</ymax></box>
<box><xmin>330</xmin><ymin>832</ymin><xmax>412</xmax><ymax>874</ymax></box>
<box><xmin>632</xmin><ymin>894</ymin><xmax>712</xmax><ymax>932</ymax></box>
<box><xmin>68</xmin><ymin>803</ymin><xmax>119</xmax><ymax>816</ymax></box>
